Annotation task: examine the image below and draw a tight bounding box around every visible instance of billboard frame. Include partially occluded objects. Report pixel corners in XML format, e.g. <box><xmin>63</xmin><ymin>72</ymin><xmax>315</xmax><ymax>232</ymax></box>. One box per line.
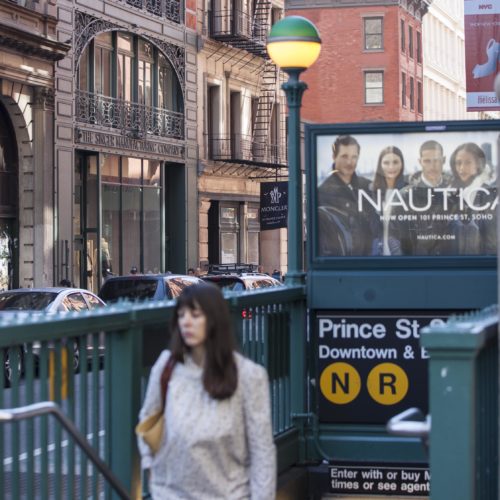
<box><xmin>306</xmin><ymin>119</ymin><xmax>500</xmax><ymax>272</ymax></box>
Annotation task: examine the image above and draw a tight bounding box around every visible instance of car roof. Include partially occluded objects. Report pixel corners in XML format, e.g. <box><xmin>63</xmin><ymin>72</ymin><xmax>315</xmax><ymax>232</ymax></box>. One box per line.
<box><xmin>0</xmin><ymin>287</ymin><xmax>93</xmax><ymax>294</ymax></box>
<box><xmin>102</xmin><ymin>274</ymin><xmax>197</xmax><ymax>281</ymax></box>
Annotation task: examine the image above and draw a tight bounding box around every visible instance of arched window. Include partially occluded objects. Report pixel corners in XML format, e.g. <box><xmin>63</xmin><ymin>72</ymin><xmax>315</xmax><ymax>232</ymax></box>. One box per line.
<box><xmin>76</xmin><ymin>32</ymin><xmax>184</xmax><ymax>139</ymax></box>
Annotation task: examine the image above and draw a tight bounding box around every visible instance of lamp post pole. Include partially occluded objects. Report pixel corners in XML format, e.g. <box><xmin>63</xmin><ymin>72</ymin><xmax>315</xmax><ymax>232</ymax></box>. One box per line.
<box><xmin>266</xmin><ymin>15</ymin><xmax>320</xmax><ymax>286</ymax></box>
<box><xmin>283</xmin><ymin>69</ymin><xmax>307</xmax><ymax>286</ymax></box>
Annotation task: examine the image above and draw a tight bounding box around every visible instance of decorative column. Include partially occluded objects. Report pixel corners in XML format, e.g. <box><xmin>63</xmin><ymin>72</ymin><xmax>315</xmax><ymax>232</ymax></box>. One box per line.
<box><xmin>32</xmin><ymin>87</ymin><xmax>55</xmax><ymax>286</ymax></box>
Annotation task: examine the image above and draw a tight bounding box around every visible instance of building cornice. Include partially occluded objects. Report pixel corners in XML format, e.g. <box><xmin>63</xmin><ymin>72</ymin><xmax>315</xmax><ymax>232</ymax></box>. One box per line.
<box><xmin>0</xmin><ymin>24</ymin><xmax>70</xmax><ymax>62</ymax></box>
<box><xmin>286</xmin><ymin>0</ymin><xmax>433</xmax><ymax>20</ymax></box>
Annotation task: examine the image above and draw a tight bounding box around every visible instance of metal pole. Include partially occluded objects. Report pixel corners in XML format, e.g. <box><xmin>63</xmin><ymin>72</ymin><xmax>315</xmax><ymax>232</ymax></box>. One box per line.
<box><xmin>282</xmin><ymin>69</ymin><xmax>307</xmax><ymax>286</ymax></box>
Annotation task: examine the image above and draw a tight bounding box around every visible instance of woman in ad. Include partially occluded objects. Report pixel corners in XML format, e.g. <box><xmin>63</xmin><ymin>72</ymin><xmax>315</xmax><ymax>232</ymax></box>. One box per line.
<box><xmin>371</xmin><ymin>146</ymin><xmax>407</xmax><ymax>256</ymax></box>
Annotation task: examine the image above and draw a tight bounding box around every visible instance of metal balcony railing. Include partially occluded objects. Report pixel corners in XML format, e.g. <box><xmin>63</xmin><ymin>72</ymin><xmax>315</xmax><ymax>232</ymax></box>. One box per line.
<box><xmin>123</xmin><ymin>0</ymin><xmax>181</xmax><ymax>23</ymax></box>
<box><xmin>209</xmin><ymin>134</ymin><xmax>287</xmax><ymax>167</ymax></box>
<box><xmin>76</xmin><ymin>90</ymin><xmax>184</xmax><ymax>140</ymax></box>
<box><xmin>208</xmin><ymin>9</ymin><xmax>268</xmax><ymax>56</ymax></box>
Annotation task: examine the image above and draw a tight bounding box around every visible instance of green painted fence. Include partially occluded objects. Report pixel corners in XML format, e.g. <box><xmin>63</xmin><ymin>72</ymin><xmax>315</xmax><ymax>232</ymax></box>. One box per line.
<box><xmin>0</xmin><ymin>285</ymin><xmax>306</xmax><ymax>498</ymax></box>
<box><xmin>421</xmin><ymin>306</ymin><xmax>498</xmax><ymax>500</ymax></box>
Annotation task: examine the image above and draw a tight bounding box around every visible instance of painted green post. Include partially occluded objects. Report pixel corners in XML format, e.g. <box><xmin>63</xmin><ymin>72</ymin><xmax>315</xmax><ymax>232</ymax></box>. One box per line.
<box><xmin>107</xmin><ymin>318</ymin><xmax>143</xmax><ymax>500</ymax></box>
<box><xmin>282</xmin><ymin>70</ymin><xmax>307</xmax><ymax>287</ymax></box>
<box><xmin>421</xmin><ymin>314</ymin><xmax>498</xmax><ymax>500</ymax></box>
<box><xmin>267</xmin><ymin>15</ymin><xmax>322</xmax><ymax>463</ymax></box>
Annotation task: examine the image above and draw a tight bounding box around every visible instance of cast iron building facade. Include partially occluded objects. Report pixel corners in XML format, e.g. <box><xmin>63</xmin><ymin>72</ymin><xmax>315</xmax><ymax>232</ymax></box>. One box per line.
<box><xmin>286</xmin><ymin>0</ymin><xmax>430</xmax><ymax>124</ymax></box>
<box><xmin>54</xmin><ymin>0</ymin><xmax>198</xmax><ymax>292</ymax></box>
<box><xmin>0</xmin><ymin>0</ymin><xmax>69</xmax><ymax>289</ymax></box>
<box><xmin>196</xmin><ymin>0</ymin><xmax>288</xmax><ymax>274</ymax></box>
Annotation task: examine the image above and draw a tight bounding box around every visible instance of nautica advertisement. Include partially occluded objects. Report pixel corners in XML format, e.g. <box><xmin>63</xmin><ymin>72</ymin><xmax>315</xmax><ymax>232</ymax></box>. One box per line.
<box><xmin>316</xmin><ymin>129</ymin><xmax>499</xmax><ymax>257</ymax></box>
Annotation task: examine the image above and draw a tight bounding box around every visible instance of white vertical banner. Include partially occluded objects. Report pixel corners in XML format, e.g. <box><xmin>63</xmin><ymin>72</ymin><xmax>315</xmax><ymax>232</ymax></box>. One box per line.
<box><xmin>464</xmin><ymin>0</ymin><xmax>500</xmax><ymax>110</ymax></box>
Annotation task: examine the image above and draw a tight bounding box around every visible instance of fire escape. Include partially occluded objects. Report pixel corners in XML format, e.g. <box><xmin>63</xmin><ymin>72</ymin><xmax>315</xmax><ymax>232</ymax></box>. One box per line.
<box><xmin>207</xmin><ymin>0</ymin><xmax>287</xmax><ymax>177</ymax></box>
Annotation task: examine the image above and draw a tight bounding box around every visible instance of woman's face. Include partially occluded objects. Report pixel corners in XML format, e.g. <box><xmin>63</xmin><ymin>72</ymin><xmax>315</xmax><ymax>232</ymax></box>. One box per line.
<box><xmin>178</xmin><ymin>305</ymin><xmax>207</xmax><ymax>349</ymax></box>
<box><xmin>381</xmin><ymin>153</ymin><xmax>403</xmax><ymax>181</ymax></box>
<box><xmin>454</xmin><ymin>149</ymin><xmax>479</xmax><ymax>183</ymax></box>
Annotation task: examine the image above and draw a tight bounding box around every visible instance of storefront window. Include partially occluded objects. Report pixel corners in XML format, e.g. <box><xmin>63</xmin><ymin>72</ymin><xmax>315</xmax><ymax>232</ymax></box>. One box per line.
<box><xmin>122</xmin><ymin>186</ymin><xmax>142</xmax><ymax>273</ymax></box>
<box><xmin>221</xmin><ymin>232</ymin><xmax>238</xmax><ymax>263</ymax></box>
<box><xmin>144</xmin><ymin>186</ymin><xmax>161</xmax><ymax>273</ymax></box>
<box><xmin>102</xmin><ymin>183</ymin><xmax>120</xmax><ymax>278</ymax></box>
<box><xmin>248</xmin><ymin>232</ymin><xmax>259</xmax><ymax>265</ymax></box>
<box><xmin>94</xmin><ymin>155</ymin><xmax>164</xmax><ymax>280</ymax></box>
<box><xmin>122</xmin><ymin>157</ymin><xmax>142</xmax><ymax>185</ymax></box>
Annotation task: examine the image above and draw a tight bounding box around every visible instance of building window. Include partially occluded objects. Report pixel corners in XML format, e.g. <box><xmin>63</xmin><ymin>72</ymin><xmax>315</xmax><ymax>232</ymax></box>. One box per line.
<box><xmin>401</xmin><ymin>19</ymin><xmax>405</xmax><ymax>52</ymax></box>
<box><xmin>76</xmin><ymin>31</ymin><xmax>184</xmax><ymax>139</ymax></box>
<box><xmin>364</xmin><ymin>71</ymin><xmax>384</xmax><ymax>104</ymax></box>
<box><xmin>417</xmin><ymin>81</ymin><xmax>422</xmax><ymax>113</ymax></box>
<box><xmin>77</xmin><ymin>153</ymin><xmax>164</xmax><ymax>292</ymax></box>
<box><xmin>417</xmin><ymin>31</ymin><xmax>422</xmax><ymax>63</ymax></box>
<box><xmin>410</xmin><ymin>77</ymin><xmax>415</xmax><ymax>110</ymax></box>
<box><xmin>409</xmin><ymin>26</ymin><xmax>414</xmax><ymax>58</ymax></box>
<box><xmin>364</xmin><ymin>17</ymin><xmax>383</xmax><ymax>50</ymax></box>
<box><xmin>402</xmin><ymin>72</ymin><xmax>406</xmax><ymax>107</ymax></box>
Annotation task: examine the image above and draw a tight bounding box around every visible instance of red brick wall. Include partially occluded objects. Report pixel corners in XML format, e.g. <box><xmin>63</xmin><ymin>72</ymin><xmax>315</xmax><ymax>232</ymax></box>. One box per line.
<box><xmin>185</xmin><ymin>0</ymin><xmax>197</xmax><ymax>30</ymax></box>
<box><xmin>287</xmin><ymin>6</ymin><xmax>423</xmax><ymax>124</ymax></box>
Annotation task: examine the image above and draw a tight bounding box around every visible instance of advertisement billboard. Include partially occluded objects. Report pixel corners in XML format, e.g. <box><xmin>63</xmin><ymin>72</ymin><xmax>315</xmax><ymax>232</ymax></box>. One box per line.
<box><xmin>464</xmin><ymin>0</ymin><xmax>500</xmax><ymax>111</ymax></box>
<box><xmin>313</xmin><ymin>124</ymin><xmax>499</xmax><ymax>258</ymax></box>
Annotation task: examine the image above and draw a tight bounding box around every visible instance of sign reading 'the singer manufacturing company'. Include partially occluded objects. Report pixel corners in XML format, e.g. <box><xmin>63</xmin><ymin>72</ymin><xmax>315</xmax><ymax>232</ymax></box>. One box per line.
<box><xmin>260</xmin><ymin>182</ymin><xmax>288</xmax><ymax>230</ymax></box>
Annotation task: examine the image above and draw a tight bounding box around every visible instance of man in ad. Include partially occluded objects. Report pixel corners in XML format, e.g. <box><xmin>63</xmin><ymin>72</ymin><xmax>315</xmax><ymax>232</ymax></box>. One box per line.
<box><xmin>317</xmin><ymin>135</ymin><xmax>378</xmax><ymax>256</ymax></box>
<box><xmin>389</xmin><ymin>140</ymin><xmax>454</xmax><ymax>256</ymax></box>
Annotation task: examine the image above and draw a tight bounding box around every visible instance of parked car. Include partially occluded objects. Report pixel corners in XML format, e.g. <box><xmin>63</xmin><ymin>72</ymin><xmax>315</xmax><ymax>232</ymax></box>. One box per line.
<box><xmin>0</xmin><ymin>287</ymin><xmax>105</xmax><ymax>313</ymax></box>
<box><xmin>98</xmin><ymin>274</ymin><xmax>203</xmax><ymax>303</ymax></box>
<box><xmin>98</xmin><ymin>274</ymin><xmax>203</xmax><ymax>366</ymax></box>
<box><xmin>0</xmin><ymin>287</ymin><xmax>106</xmax><ymax>384</ymax></box>
<box><xmin>201</xmin><ymin>273</ymin><xmax>283</xmax><ymax>292</ymax></box>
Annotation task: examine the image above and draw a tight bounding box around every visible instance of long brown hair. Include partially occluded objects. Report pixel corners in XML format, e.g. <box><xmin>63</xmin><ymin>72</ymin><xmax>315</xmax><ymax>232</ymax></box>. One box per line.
<box><xmin>170</xmin><ymin>283</ymin><xmax>238</xmax><ymax>400</ymax></box>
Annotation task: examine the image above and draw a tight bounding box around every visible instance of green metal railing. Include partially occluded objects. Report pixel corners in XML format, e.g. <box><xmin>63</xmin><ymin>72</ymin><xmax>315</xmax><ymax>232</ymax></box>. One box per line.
<box><xmin>0</xmin><ymin>285</ymin><xmax>306</xmax><ymax>498</ymax></box>
<box><xmin>420</xmin><ymin>305</ymin><xmax>498</xmax><ymax>500</ymax></box>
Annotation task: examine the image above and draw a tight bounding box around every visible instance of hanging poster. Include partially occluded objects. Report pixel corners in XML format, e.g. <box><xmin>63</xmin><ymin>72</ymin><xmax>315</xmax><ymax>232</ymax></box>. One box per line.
<box><xmin>464</xmin><ymin>0</ymin><xmax>500</xmax><ymax>110</ymax></box>
<box><xmin>260</xmin><ymin>181</ymin><xmax>288</xmax><ymax>230</ymax></box>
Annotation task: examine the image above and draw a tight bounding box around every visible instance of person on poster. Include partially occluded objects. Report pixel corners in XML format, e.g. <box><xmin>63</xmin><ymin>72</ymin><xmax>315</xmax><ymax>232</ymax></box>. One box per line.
<box><xmin>389</xmin><ymin>140</ymin><xmax>453</xmax><ymax>256</ymax></box>
<box><xmin>448</xmin><ymin>142</ymin><xmax>496</xmax><ymax>255</ymax></box>
<box><xmin>317</xmin><ymin>135</ymin><xmax>378</xmax><ymax>256</ymax></box>
<box><xmin>370</xmin><ymin>146</ymin><xmax>408</xmax><ymax>256</ymax></box>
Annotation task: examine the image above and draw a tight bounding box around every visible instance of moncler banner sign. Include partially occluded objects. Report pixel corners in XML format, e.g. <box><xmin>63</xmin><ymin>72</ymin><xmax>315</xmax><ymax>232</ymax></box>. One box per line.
<box><xmin>260</xmin><ymin>182</ymin><xmax>288</xmax><ymax>230</ymax></box>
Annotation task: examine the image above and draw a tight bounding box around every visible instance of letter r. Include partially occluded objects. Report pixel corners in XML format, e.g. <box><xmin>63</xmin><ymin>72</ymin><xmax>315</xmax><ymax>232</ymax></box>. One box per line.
<box><xmin>379</xmin><ymin>373</ymin><xmax>396</xmax><ymax>395</ymax></box>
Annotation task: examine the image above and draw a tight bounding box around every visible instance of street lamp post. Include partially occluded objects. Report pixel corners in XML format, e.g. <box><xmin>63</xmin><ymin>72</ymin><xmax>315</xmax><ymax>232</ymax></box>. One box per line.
<box><xmin>267</xmin><ymin>16</ymin><xmax>321</xmax><ymax>286</ymax></box>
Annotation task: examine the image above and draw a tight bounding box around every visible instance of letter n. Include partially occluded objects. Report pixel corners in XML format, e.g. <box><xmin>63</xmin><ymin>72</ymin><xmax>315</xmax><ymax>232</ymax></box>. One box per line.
<box><xmin>332</xmin><ymin>372</ymin><xmax>349</xmax><ymax>394</ymax></box>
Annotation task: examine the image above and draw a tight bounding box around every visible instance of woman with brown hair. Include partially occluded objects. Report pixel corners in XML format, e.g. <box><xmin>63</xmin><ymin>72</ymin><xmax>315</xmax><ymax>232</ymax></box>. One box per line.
<box><xmin>371</xmin><ymin>146</ymin><xmax>407</xmax><ymax>255</ymax></box>
<box><xmin>137</xmin><ymin>283</ymin><xmax>276</xmax><ymax>499</ymax></box>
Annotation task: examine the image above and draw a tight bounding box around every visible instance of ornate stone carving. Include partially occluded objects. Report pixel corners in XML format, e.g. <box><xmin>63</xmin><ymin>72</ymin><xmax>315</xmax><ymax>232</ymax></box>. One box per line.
<box><xmin>33</xmin><ymin>87</ymin><xmax>55</xmax><ymax>111</ymax></box>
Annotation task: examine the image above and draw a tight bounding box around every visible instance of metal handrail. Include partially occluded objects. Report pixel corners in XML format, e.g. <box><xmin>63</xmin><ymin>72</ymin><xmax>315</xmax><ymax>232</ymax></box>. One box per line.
<box><xmin>0</xmin><ymin>401</ymin><xmax>131</xmax><ymax>500</ymax></box>
<box><xmin>386</xmin><ymin>407</ymin><xmax>431</xmax><ymax>454</ymax></box>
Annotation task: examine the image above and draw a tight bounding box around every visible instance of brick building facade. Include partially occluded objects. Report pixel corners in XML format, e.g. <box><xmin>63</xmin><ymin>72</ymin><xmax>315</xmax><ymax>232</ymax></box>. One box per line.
<box><xmin>286</xmin><ymin>0</ymin><xmax>430</xmax><ymax>124</ymax></box>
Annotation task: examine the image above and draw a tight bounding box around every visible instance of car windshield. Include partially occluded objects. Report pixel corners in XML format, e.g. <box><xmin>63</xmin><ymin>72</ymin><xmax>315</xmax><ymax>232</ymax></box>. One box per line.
<box><xmin>0</xmin><ymin>292</ymin><xmax>58</xmax><ymax>311</ymax></box>
<box><xmin>99</xmin><ymin>279</ymin><xmax>159</xmax><ymax>302</ymax></box>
